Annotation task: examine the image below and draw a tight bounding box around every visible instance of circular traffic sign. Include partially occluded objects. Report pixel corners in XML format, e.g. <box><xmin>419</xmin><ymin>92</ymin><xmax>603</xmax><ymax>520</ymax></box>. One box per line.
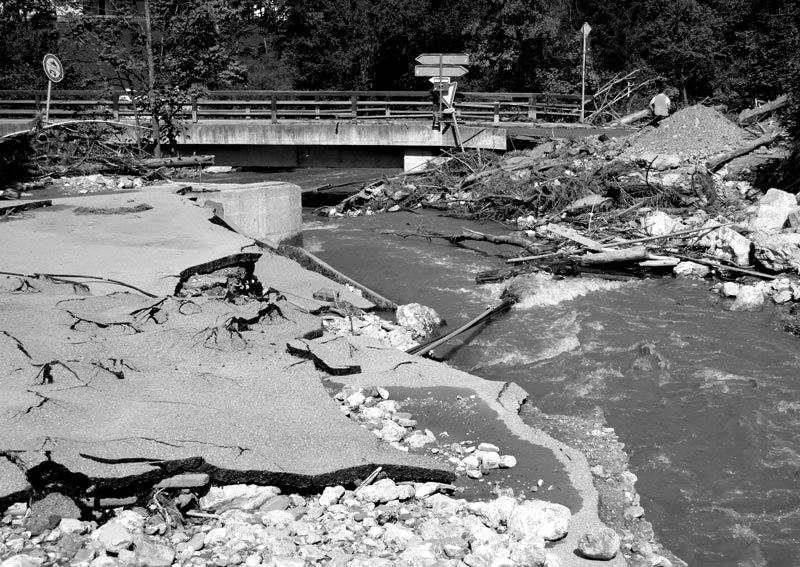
<box><xmin>42</xmin><ymin>54</ymin><xmax>64</xmax><ymax>83</ymax></box>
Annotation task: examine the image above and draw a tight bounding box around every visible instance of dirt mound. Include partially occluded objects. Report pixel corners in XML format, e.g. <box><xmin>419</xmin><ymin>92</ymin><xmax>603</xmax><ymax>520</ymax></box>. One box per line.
<box><xmin>625</xmin><ymin>104</ymin><xmax>753</xmax><ymax>160</ymax></box>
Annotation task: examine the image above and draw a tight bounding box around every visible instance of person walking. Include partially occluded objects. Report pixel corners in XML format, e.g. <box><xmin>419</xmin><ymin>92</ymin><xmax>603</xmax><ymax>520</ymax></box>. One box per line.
<box><xmin>648</xmin><ymin>91</ymin><xmax>671</xmax><ymax>126</ymax></box>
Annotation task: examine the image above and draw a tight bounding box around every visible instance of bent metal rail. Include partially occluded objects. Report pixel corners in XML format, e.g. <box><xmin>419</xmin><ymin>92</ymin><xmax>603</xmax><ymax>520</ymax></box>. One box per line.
<box><xmin>0</xmin><ymin>90</ymin><xmax>590</xmax><ymax>124</ymax></box>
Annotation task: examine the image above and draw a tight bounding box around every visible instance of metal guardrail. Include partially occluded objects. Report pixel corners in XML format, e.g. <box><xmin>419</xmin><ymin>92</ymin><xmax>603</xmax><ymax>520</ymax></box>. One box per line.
<box><xmin>0</xmin><ymin>90</ymin><xmax>590</xmax><ymax>123</ymax></box>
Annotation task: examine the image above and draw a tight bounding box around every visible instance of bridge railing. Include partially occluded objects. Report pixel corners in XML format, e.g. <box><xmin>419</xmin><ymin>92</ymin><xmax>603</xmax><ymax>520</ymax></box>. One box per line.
<box><xmin>0</xmin><ymin>90</ymin><xmax>590</xmax><ymax>123</ymax></box>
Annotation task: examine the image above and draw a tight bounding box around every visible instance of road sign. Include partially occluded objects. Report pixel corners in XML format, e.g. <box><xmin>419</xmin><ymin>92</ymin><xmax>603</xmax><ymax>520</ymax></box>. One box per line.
<box><xmin>415</xmin><ymin>53</ymin><xmax>469</xmax><ymax>66</ymax></box>
<box><xmin>429</xmin><ymin>76</ymin><xmax>451</xmax><ymax>90</ymax></box>
<box><xmin>415</xmin><ymin>65</ymin><xmax>468</xmax><ymax>78</ymax></box>
<box><xmin>42</xmin><ymin>54</ymin><xmax>64</xmax><ymax>83</ymax></box>
<box><xmin>581</xmin><ymin>22</ymin><xmax>592</xmax><ymax>37</ymax></box>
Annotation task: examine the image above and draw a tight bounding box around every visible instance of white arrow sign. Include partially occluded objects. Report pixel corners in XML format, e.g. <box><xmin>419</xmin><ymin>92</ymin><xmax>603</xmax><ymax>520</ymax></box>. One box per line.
<box><xmin>415</xmin><ymin>65</ymin><xmax>468</xmax><ymax>78</ymax></box>
<box><xmin>416</xmin><ymin>53</ymin><xmax>469</xmax><ymax>66</ymax></box>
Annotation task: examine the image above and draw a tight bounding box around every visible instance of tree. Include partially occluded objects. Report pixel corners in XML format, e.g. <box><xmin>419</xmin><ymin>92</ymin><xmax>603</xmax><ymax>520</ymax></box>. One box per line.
<box><xmin>0</xmin><ymin>0</ymin><xmax>60</xmax><ymax>89</ymax></box>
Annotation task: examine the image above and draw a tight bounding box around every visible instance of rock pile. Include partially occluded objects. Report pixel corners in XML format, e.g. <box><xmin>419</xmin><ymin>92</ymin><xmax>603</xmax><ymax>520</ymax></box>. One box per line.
<box><xmin>335</xmin><ymin>387</ymin><xmax>520</xmax><ymax>482</ymax></box>
<box><xmin>624</xmin><ymin>105</ymin><xmax>753</xmax><ymax>161</ymax></box>
<box><xmin>0</xmin><ymin>479</ymin><xmax>608</xmax><ymax>567</ymax></box>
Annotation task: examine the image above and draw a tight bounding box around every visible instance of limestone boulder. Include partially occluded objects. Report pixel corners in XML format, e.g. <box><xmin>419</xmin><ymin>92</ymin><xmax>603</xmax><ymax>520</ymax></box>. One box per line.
<box><xmin>697</xmin><ymin>221</ymin><xmax>752</xmax><ymax>266</ymax></box>
<box><xmin>506</xmin><ymin>500</ymin><xmax>571</xmax><ymax>542</ymax></box>
<box><xmin>641</xmin><ymin>211</ymin><xmax>678</xmax><ymax>237</ymax></box>
<box><xmin>199</xmin><ymin>484</ymin><xmax>281</xmax><ymax>513</ymax></box>
<box><xmin>751</xmin><ymin>231</ymin><xmax>800</xmax><ymax>273</ymax></box>
<box><xmin>730</xmin><ymin>284</ymin><xmax>766</xmax><ymax>311</ymax></box>
<box><xmin>673</xmin><ymin>261</ymin><xmax>710</xmax><ymax>278</ymax></box>
<box><xmin>396</xmin><ymin>303</ymin><xmax>445</xmax><ymax>338</ymax></box>
<box><xmin>577</xmin><ymin>526</ymin><xmax>620</xmax><ymax>560</ymax></box>
<box><xmin>749</xmin><ymin>188</ymin><xmax>799</xmax><ymax>233</ymax></box>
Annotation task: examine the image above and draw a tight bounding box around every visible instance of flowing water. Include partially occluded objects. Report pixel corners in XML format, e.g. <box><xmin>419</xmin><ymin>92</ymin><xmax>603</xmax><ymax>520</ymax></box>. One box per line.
<box><xmin>303</xmin><ymin>209</ymin><xmax>800</xmax><ymax>567</ymax></box>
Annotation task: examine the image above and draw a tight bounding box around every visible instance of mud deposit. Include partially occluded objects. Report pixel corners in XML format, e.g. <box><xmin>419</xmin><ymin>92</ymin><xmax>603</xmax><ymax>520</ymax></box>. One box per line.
<box><xmin>306</xmin><ymin>209</ymin><xmax>800</xmax><ymax>567</ymax></box>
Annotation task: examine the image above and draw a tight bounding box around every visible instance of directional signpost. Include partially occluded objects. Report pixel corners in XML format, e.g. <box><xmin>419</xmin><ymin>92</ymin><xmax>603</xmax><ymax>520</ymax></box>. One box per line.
<box><xmin>42</xmin><ymin>53</ymin><xmax>64</xmax><ymax>122</ymax></box>
<box><xmin>414</xmin><ymin>52</ymin><xmax>470</xmax><ymax>149</ymax></box>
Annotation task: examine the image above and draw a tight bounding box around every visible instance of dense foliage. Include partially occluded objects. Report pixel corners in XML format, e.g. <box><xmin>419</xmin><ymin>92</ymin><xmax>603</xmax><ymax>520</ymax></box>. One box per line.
<box><xmin>0</xmin><ymin>0</ymin><xmax>799</xmax><ymax>120</ymax></box>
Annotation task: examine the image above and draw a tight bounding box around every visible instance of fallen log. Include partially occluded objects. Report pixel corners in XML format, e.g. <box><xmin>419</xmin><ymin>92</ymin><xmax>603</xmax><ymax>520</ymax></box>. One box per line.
<box><xmin>475</xmin><ymin>266</ymin><xmax>532</xmax><ymax>284</ymax></box>
<box><xmin>0</xmin><ymin>200</ymin><xmax>51</xmax><ymax>215</ymax></box>
<box><xmin>738</xmin><ymin>95</ymin><xmax>788</xmax><ymax>125</ymax></box>
<box><xmin>581</xmin><ymin>247</ymin><xmax>648</xmax><ymax>266</ymax></box>
<box><xmin>705</xmin><ymin>132</ymin><xmax>781</xmax><ymax>172</ymax></box>
<box><xmin>388</xmin><ymin>227</ymin><xmax>542</xmax><ymax>255</ymax></box>
<box><xmin>141</xmin><ymin>155</ymin><xmax>214</xmax><ymax>169</ymax></box>
<box><xmin>407</xmin><ymin>298</ymin><xmax>515</xmax><ymax>357</ymax></box>
<box><xmin>611</xmin><ymin>108</ymin><xmax>650</xmax><ymax>126</ymax></box>
<box><xmin>213</xmin><ymin>212</ymin><xmax>398</xmax><ymax>310</ymax></box>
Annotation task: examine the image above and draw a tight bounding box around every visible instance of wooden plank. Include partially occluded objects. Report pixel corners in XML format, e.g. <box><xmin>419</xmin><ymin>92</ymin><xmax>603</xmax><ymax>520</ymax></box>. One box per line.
<box><xmin>546</xmin><ymin>225</ymin><xmax>609</xmax><ymax>252</ymax></box>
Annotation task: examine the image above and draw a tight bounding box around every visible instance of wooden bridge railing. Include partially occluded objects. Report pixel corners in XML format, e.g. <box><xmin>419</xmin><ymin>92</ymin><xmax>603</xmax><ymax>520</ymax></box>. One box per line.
<box><xmin>0</xmin><ymin>90</ymin><xmax>590</xmax><ymax>123</ymax></box>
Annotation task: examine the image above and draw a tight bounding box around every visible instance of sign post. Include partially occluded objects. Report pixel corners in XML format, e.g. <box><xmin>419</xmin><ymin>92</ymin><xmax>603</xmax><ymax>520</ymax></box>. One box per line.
<box><xmin>42</xmin><ymin>54</ymin><xmax>64</xmax><ymax>122</ymax></box>
<box><xmin>414</xmin><ymin>53</ymin><xmax>470</xmax><ymax>143</ymax></box>
<box><xmin>580</xmin><ymin>23</ymin><xmax>591</xmax><ymax>123</ymax></box>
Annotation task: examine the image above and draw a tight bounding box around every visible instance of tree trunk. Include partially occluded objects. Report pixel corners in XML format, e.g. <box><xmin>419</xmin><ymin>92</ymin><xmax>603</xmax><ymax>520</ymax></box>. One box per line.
<box><xmin>738</xmin><ymin>95</ymin><xmax>788</xmax><ymax>125</ymax></box>
<box><xmin>705</xmin><ymin>132</ymin><xmax>781</xmax><ymax>171</ymax></box>
<box><xmin>143</xmin><ymin>0</ymin><xmax>161</xmax><ymax>158</ymax></box>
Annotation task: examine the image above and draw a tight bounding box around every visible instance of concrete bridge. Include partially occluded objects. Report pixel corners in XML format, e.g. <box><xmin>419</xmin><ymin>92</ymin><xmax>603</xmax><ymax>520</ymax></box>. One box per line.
<box><xmin>0</xmin><ymin>90</ymin><xmax>594</xmax><ymax>170</ymax></box>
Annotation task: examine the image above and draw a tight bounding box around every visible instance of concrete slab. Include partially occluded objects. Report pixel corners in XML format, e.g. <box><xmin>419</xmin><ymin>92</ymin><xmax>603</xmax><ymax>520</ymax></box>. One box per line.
<box><xmin>0</xmin><ymin>190</ymin><xmax>253</xmax><ymax>296</ymax></box>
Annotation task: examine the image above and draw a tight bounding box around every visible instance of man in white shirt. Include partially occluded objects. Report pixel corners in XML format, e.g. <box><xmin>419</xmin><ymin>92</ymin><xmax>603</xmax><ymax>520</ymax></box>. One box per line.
<box><xmin>648</xmin><ymin>91</ymin><xmax>671</xmax><ymax>125</ymax></box>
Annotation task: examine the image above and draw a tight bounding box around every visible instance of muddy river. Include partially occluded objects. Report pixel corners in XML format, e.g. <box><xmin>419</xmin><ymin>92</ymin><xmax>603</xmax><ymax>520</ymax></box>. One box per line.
<box><xmin>304</xmin><ymin>209</ymin><xmax>800</xmax><ymax>567</ymax></box>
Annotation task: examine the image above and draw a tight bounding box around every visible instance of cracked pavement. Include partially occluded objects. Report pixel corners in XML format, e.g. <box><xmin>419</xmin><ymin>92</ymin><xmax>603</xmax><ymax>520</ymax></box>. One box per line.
<box><xmin>0</xmin><ymin>191</ymin><xmax>451</xmax><ymax>507</ymax></box>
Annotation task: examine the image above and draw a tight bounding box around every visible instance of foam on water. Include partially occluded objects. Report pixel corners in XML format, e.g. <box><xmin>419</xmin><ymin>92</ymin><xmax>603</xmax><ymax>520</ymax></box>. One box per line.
<box><xmin>511</xmin><ymin>273</ymin><xmax>631</xmax><ymax>309</ymax></box>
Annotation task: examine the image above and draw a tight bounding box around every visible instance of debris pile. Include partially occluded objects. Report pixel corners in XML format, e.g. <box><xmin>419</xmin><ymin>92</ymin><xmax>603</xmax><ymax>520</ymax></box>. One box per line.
<box><xmin>623</xmin><ymin>104</ymin><xmax>754</xmax><ymax>161</ymax></box>
<box><xmin>1</xmin><ymin>476</ymin><xmax>605</xmax><ymax>567</ymax></box>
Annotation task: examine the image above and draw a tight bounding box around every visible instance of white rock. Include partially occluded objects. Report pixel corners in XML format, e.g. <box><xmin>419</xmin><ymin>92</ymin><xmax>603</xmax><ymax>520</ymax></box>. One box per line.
<box><xmin>751</xmin><ymin>231</ymin><xmax>800</xmax><ymax>272</ymax></box>
<box><xmin>319</xmin><ymin>486</ymin><xmax>346</xmax><ymax>507</ymax></box>
<box><xmin>396</xmin><ymin>303</ymin><xmax>445</xmax><ymax>338</ymax></box>
<box><xmin>731</xmin><ymin>285</ymin><xmax>765</xmax><ymax>311</ymax></box>
<box><xmin>466</xmin><ymin>469</ymin><xmax>484</xmax><ymax>479</ymax></box>
<box><xmin>203</xmin><ymin>527</ymin><xmax>228</xmax><ymax>547</ymax></box>
<box><xmin>577</xmin><ymin>526</ymin><xmax>620</xmax><ymax>560</ymax></box>
<box><xmin>346</xmin><ymin>391</ymin><xmax>367</xmax><ymax>409</ymax></box>
<box><xmin>642</xmin><ymin>211</ymin><xmax>677</xmax><ymax>237</ymax></box>
<box><xmin>261</xmin><ymin>509</ymin><xmax>294</xmax><ymax>527</ymax></box>
<box><xmin>92</xmin><ymin>520</ymin><xmax>134</xmax><ymax>554</ymax></box>
<box><xmin>476</xmin><ymin>450</ymin><xmax>501</xmax><ymax>469</ymax></box>
<box><xmin>462</xmin><ymin>455</ymin><xmax>481</xmax><ymax>469</ymax></box>
<box><xmin>477</xmin><ymin>443</ymin><xmax>500</xmax><ymax>453</ymax></box>
<box><xmin>377</xmin><ymin>400</ymin><xmax>399</xmax><ymax>413</ymax></box>
<box><xmin>499</xmin><ymin>455</ymin><xmax>517</xmax><ymax>469</ymax></box>
<box><xmin>697</xmin><ymin>221</ymin><xmax>752</xmax><ymax>266</ymax></box>
<box><xmin>382</xmin><ymin>523</ymin><xmax>421</xmax><ymax>549</ymax></box>
<box><xmin>58</xmin><ymin>518</ymin><xmax>86</xmax><ymax>534</ymax></box>
<box><xmin>0</xmin><ymin>556</ymin><xmax>43</xmax><ymax>567</ymax></box>
<box><xmin>673</xmin><ymin>261</ymin><xmax>710</xmax><ymax>278</ymax></box>
<box><xmin>427</xmin><ymin>494</ymin><xmax>464</xmax><ymax>516</ymax></box>
<box><xmin>200</xmin><ymin>484</ymin><xmax>281</xmax><ymax>512</ymax></box>
<box><xmin>413</xmin><ymin>482</ymin><xmax>440</xmax><ymax>499</ymax></box>
<box><xmin>379</xmin><ymin>419</ymin><xmax>407</xmax><ymax>443</ymax></box>
<box><xmin>358</xmin><ymin>478</ymin><xmax>400</xmax><ymax>504</ymax></box>
<box><xmin>721</xmin><ymin>282</ymin><xmax>740</xmax><ymax>297</ymax></box>
<box><xmin>506</xmin><ymin>500</ymin><xmax>571</xmax><ymax>541</ymax></box>
<box><xmin>750</xmin><ymin>189</ymin><xmax>798</xmax><ymax>232</ymax></box>
<box><xmin>360</xmin><ymin>406</ymin><xmax>385</xmax><ymax>421</ymax></box>
<box><xmin>377</xmin><ymin>387</ymin><xmax>390</xmax><ymax>399</ymax></box>
<box><xmin>405</xmin><ymin>430</ymin><xmax>435</xmax><ymax>449</ymax></box>
<box><xmin>773</xmin><ymin>290</ymin><xmax>793</xmax><ymax>304</ymax></box>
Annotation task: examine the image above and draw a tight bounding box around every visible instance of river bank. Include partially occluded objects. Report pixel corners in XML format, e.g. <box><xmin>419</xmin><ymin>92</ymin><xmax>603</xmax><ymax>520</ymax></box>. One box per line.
<box><xmin>0</xmin><ymin>186</ymin><xmax>676</xmax><ymax>567</ymax></box>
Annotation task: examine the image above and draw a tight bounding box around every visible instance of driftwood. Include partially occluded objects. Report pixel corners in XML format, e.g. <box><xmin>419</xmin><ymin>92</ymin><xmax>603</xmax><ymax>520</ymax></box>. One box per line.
<box><xmin>141</xmin><ymin>155</ymin><xmax>214</xmax><ymax>169</ymax></box>
<box><xmin>706</xmin><ymin>132</ymin><xmax>781</xmax><ymax>171</ymax></box>
<box><xmin>673</xmin><ymin>254</ymin><xmax>776</xmax><ymax>280</ymax></box>
<box><xmin>581</xmin><ymin>247</ymin><xmax>648</xmax><ymax>265</ymax></box>
<box><xmin>546</xmin><ymin>225</ymin><xmax>608</xmax><ymax>252</ymax></box>
<box><xmin>738</xmin><ymin>95</ymin><xmax>788</xmax><ymax>125</ymax></box>
<box><xmin>407</xmin><ymin>298</ymin><xmax>515</xmax><ymax>357</ymax></box>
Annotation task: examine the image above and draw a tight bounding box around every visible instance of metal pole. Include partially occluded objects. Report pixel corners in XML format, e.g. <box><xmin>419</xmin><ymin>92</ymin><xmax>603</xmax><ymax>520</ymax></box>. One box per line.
<box><xmin>438</xmin><ymin>54</ymin><xmax>443</xmax><ymax>132</ymax></box>
<box><xmin>580</xmin><ymin>34</ymin><xmax>587</xmax><ymax>123</ymax></box>
<box><xmin>45</xmin><ymin>81</ymin><xmax>52</xmax><ymax>122</ymax></box>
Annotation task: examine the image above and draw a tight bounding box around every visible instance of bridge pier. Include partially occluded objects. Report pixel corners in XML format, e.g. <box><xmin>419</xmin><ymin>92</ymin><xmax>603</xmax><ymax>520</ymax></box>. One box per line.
<box><xmin>403</xmin><ymin>149</ymin><xmax>436</xmax><ymax>172</ymax></box>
